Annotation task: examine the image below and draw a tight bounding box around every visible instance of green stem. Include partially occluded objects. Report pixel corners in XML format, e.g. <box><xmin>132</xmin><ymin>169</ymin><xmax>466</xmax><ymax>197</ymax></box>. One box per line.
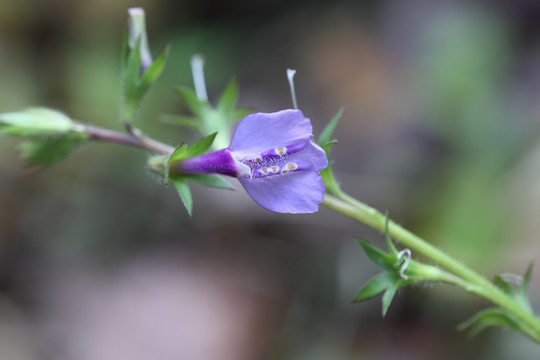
<box><xmin>322</xmin><ymin>193</ymin><xmax>540</xmax><ymax>342</ymax></box>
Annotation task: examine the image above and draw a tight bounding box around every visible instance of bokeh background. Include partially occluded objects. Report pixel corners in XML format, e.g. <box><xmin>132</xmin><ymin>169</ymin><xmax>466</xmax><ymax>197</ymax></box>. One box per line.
<box><xmin>2</xmin><ymin>0</ymin><xmax>540</xmax><ymax>359</ymax></box>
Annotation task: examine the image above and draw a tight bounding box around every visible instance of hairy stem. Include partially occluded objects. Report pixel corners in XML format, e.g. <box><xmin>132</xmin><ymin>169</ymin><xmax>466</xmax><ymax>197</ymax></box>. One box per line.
<box><xmin>84</xmin><ymin>124</ymin><xmax>175</xmax><ymax>155</ymax></box>
<box><xmin>322</xmin><ymin>193</ymin><xmax>540</xmax><ymax>343</ymax></box>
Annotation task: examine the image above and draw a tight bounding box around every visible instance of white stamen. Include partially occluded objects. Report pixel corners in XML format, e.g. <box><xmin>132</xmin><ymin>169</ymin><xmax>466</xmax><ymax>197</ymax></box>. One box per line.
<box><xmin>286</xmin><ymin>69</ymin><xmax>298</xmax><ymax>110</ymax></box>
<box><xmin>275</xmin><ymin>147</ymin><xmax>287</xmax><ymax>155</ymax></box>
<box><xmin>191</xmin><ymin>54</ymin><xmax>208</xmax><ymax>102</ymax></box>
<box><xmin>286</xmin><ymin>162</ymin><xmax>298</xmax><ymax>171</ymax></box>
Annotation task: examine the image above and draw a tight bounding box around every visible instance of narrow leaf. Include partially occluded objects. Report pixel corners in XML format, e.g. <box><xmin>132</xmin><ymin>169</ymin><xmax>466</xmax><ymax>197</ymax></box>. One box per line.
<box><xmin>171</xmin><ymin>177</ymin><xmax>193</xmax><ymax>216</ymax></box>
<box><xmin>457</xmin><ymin>308</ymin><xmax>522</xmax><ymax>338</ymax></box>
<box><xmin>183</xmin><ymin>173</ymin><xmax>234</xmax><ymax>190</ymax></box>
<box><xmin>175</xmin><ymin>86</ymin><xmax>211</xmax><ymax>119</ymax></box>
<box><xmin>320</xmin><ymin>144</ymin><xmax>341</xmax><ymax>195</ymax></box>
<box><xmin>181</xmin><ymin>132</ymin><xmax>217</xmax><ymax>159</ymax></box>
<box><xmin>18</xmin><ymin>136</ymin><xmax>86</xmax><ymax>167</ymax></box>
<box><xmin>357</xmin><ymin>239</ymin><xmax>397</xmax><ymax>272</ymax></box>
<box><xmin>169</xmin><ymin>143</ymin><xmax>188</xmax><ymax>163</ymax></box>
<box><xmin>517</xmin><ymin>263</ymin><xmax>534</xmax><ymax>312</ymax></box>
<box><xmin>519</xmin><ymin>263</ymin><xmax>533</xmax><ymax>299</ymax></box>
<box><xmin>382</xmin><ymin>284</ymin><xmax>398</xmax><ymax>317</ymax></box>
<box><xmin>353</xmin><ymin>272</ymin><xmax>398</xmax><ymax>303</ymax></box>
<box><xmin>217</xmin><ymin>78</ymin><xmax>239</xmax><ymax>113</ymax></box>
<box><xmin>493</xmin><ymin>275</ymin><xmax>514</xmax><ymax>296</ymax></box>
<box><xmin>140</xmin><ymin>43</ymin><xmax>171</xmax><ymax>88</ymax></box>
<box><xmin>318</xmin><ymin>107</ymin><xmax>344</xmax><ymax>147</ymax></box>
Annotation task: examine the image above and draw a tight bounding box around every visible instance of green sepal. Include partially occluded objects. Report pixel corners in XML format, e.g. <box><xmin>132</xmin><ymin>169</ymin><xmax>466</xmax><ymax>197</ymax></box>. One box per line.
<box><xmin>382</xmin><ymin>284</ymin><xmax>399</xmax><ymax>317</ymax></box>
<box><xmin>168</xmin><ymin>143</ymin><xmax>188</xmax><ymax>163</ymax></box>
<box><xmin>182</xmin><ymin>174</ymin><xmax>234</xmax><ymax>190</ymax></box>
<box><xmin>357</xmin><ymin>239</ymin><xmax>397</xmax><ymax>272</ymax></box>
<box><xmin>493</xmin><ymin>275</ymin><xmax>514</xmax><ymax>296</ymax></box>
<box><xmin>171</xmin><ymin>176</ymin><xmax>193</xmax><ymax>216</ymax></box>
<box><xmin>0</xmin><ymin>108</ymin><xmax>75</xmax><ymax>137</ymax></box>
<box><xmin>318</xmin><ymin>107</ymin><xmax>343</xmax><ymax>147</ymax></box>
<box><xmin>491</xmin><ymin>264</ymin><xmax>534</xmax><ymax>312</ymax></box>
<box><xmin>519</xmin><ymin>263</ymin><xmax>533</xmax><ymax>301</ymax></box>
<box><xmin>318</xmin><ymin>108</ymin><xmax>344</xmax><ymax>196</ymax></box>
<box><xmin>320</xmin><ymin>142</ymin><xmax>341</xmax><ymax>195</ymax></box>
<box><xmin>457</xmin><ymin>308</ymin><xmax>523</xmax><ymax>338</ymax></box>
<box><xmin>353</xmin><ymin>272</ymin><xmax>400</xmax><ymax>303</ymax></box>
<box><xmin>18</xmin><ymin>134</ymin><xmax>87</xmax><ymax>167</ymax></box>
<box><xmin>175</xmin><ymin>86</ymin><xmax>212</xmax><ymax>120</ymax></box>
<box><xmin>216</xmin><ymin>78</ymin><xmax>239</xmax><ymax>117</ymax></box>
<box><xmin>168</xmin><ymin>133</ymin><xmax>217</xmax><ymax>165</ymax></box>
<box><xmin>181</xmin><ymin>132</ymin><xmax>217</xmax><ymax>159</ymax></box>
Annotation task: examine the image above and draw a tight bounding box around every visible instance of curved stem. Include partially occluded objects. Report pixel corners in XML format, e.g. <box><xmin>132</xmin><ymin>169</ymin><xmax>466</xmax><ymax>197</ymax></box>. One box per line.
<box><xmin>84</xmin><ymin>124</ymin><xmax>175</xmax><ymax>155</ymax></box>
<box><xmin>322</xmin><ymin>193</ymin><xmax>540</xmax><ymax>343</ymax></box>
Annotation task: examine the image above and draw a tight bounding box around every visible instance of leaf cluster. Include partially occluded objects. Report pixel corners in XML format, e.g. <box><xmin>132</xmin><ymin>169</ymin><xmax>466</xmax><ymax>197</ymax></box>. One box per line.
<box><xmin>166</xmin><ymin>78</ymin><xmax>251</xmax><ymax>150</ymax></box>
<box><xmin>458</xmin><ymin>265</ymin><xmax>536</xmax><ymax>339</ymax></box>
<box><xmin>0</xmin><ymin>108</ymin><xmax>88</xmax><ymax>167</ymax></box>
<box><xmin>120</xmin><ymin>34</ymin><xmax>171</xmax><ymax>123</ymax></box>
<box><xmin>354</xmin><ymin>217</ymin><xmax>464</xmax><ymax>316</ymax></box>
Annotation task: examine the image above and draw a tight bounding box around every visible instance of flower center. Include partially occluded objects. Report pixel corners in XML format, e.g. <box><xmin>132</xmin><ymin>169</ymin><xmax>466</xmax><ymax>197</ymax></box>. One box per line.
<box><xmin>237</xmin><ymin>141</ymin><xmax>307</xmax><ymax>179</ymax></box>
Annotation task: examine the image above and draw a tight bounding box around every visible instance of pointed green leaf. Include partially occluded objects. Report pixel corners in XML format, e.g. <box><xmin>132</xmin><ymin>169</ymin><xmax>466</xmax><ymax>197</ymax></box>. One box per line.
<box><xmin>517</xmin><ymin>263</ymin><xmax>534</xmax><ymax>312</ymax></box>
<box><xmin>171</xmin><ymin>177</ymin><xmax>193</xmax><ymax>216</ymax></box>
<box><xmin>18</xmin><ymin>135</ymin><xmax>86</xmax><ymax>167</ymax></box>
<box><xmin>175</xmin><ymin>86</ymin><xmax>211</xmax><ymax>119</ymax></box>
<box><xmin>519</xmin><ymin>263</ymin><xmax>533</xmax><ymax>299</ymax></box>
<box><xmin>169</xmin><ymin>143</ymin><xmax>188</xmax><ymax>163</ymax></box>
<box><xmin>357</xmin><ymin>239</ymin><xmax>397</xmax><ymax>272</ymax></box>
<box><xmin>493</xmin><ymin>275</ymin><xmax>514</xmax><ymax>296</ymax></box>
<box><xmin>353</xmin><ymin>272</ymin><xmax>399</xmax><ymax>303</ymax></box>
<box><xmin>382</xmin><ymin>284</ymin><xmax>398</xmax><ymax>317</ymax></box>
<box><xmin>217</xmin><ymin>78</ymin><xmax>239</xmax><ymax>114</ymax></box>
<box><xmin>457</xmin><ymin>308</ymin><xmax>522</xmax><ymax>338</ymax></box>
<box><xmin>0</xmin><ymin>108</ymin><xmax>74</xmax><ymax>136</ymax></box>
<box><xmin>182</xmin><ymin>133</ymin><xmax>217</xmax><ymax>159</ymax></box>
<box><xmin>183</xmin><ymin>173</ymin><xmax>234</xmax><ymax>190</ymax></box>
<box><xmin>318</xmin><ymin>107</ymin><xmax>344</xmax><ymax>147</ymax></box>
<box><xmin>320</xmin><ymin>146</ymin><xmax>341</xmax><ymax>195</ymax></box>
<box><xmin>161</xmin><ymin>115</ymin><xmax>201</xmax><ymax>131</ymax></box>
<box><xmin>140</xmin><ymin>43</ymin><xmax>171</xmax><ymax>88</ymax></box>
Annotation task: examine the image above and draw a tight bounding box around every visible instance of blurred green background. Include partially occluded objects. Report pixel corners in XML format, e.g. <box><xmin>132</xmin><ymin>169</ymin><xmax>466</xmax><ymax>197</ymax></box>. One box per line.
<box><xmin>2</xmin><ymin>0</ymin><xmax>540</xmax><ymax>359</ymax></box>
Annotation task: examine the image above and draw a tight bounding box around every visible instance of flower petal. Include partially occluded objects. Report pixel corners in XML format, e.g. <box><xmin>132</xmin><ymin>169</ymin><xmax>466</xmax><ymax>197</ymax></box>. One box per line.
<box><xmin>229</xmin><ymin>110</ymin><xmax>313</xmax><ymax>156</ymax></box>
<box><xmin>239</xmin><ymin>171</ymin><xmax>325</xmax><ymax>213</ymax></box>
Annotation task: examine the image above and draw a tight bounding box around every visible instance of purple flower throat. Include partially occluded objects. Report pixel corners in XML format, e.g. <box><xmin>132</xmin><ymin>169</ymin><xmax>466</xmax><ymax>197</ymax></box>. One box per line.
<box><xmin>171</xmin><ymin>110</ymin><xmax>328</xmax><ymax>214</ymax></box>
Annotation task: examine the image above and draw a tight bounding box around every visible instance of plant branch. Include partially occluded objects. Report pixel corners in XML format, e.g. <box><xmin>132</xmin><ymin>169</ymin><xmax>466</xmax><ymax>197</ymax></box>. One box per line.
<box><xmin>322</xmin><ymin>193</ymin><xmax>540</xmax><ymax>343</ymax></box>
<box><xmin>84</xmin><ymin>124</ymin><xmax>174</xmax><ymax>155</ymax></box>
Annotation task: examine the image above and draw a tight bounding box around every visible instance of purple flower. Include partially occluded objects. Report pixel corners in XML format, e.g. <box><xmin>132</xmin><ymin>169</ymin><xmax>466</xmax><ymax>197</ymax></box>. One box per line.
<box><xmin>174</xmin><ymin>109</ymin><xmax>328</xmax><ymax>213</ymax></box>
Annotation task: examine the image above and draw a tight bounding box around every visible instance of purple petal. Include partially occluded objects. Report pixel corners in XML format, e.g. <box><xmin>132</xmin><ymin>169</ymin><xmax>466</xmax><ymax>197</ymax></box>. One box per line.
<box><xmin>229</xmin><ymin>110</ymin><xmax>313</xmax><ymax>156</ymax></box>
<box><xmin>239</xmin><ymin>171</ymin><xmax>325</xmax><ymax>213</ymax></box>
